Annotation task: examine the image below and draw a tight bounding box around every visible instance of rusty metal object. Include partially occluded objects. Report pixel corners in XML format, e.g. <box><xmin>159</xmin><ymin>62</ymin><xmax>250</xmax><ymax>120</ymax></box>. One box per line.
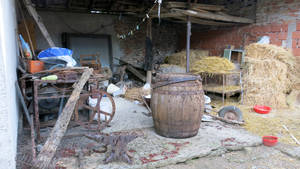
<box><xmin>30</xmin><ymin>67</ymin><xmax>112</xmax><ymax>141</ymax></box>
<box><xmin>55</xmin><ymin>70</ymin><xmax>79</xmax><ymax>81</ymax></box>
<box><xmin>33</xmin><ymin>80</ymin><xmax>41</xmax><ymax>140</ymax></box>
<box><xmin>74</xmin><ymin>89</ymin><xmax>115</xmax><ymax>131</ymax></box>
<box><xmin>84</xmin><ymin>131</ymin><xmax>142</xmax><ymax>164</ymax></box>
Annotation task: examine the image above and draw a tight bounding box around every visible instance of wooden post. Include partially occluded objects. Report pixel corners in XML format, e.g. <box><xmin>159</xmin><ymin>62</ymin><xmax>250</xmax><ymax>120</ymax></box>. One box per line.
<box><xmin>35</xmin><ymin>68</ymin><xmax>93</xmax><ymax>169</ymax></box>
<box><xmin>22</xmin><ymin>0</ymin><xmax>55</xmax><ymax>47</ymax></box>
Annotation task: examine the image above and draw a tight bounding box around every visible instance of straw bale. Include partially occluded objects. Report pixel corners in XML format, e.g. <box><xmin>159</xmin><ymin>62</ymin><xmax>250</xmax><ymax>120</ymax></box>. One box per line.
<box><xmin>245</xmin><ymin>43</ymin><xmax>299</xmax><ymax>88</ymax></box>
<box><xmin>167</xmin><ymin>49</ymin><xmax>209</xmax><ymax>67</ymax></box>
<box><xmin>243</xmin><ymin>57</ymin><xmax>288</xmax><ymax>108</ymax></box>
<box><xmin>191</xmin><ymin>56</ymin><xmax>235</xmax><ymax>74</ymax></box>
<box><xmin>286</xmin><ymin>90</ymin><xmax>300</xmax><ymax>109</ymax></box>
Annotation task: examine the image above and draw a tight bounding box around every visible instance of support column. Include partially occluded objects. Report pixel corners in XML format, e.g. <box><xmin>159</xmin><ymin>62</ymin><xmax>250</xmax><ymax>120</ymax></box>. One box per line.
<box><xmin>145</xmin><ymin>19</ymin><xmax>153</xmax><ymax>84</ymax></box>
<box><xmin>186</xmin><ymin>16</ymin><xmax>191</xmax><ymax>72</ymax></box>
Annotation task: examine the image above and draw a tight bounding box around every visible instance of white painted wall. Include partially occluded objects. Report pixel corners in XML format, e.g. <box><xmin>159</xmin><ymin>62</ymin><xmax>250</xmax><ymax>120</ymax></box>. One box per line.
<box><xmin>0</xmin><ymin>0</ymin><xmax>19</xmax><ymax>168</ymax></box>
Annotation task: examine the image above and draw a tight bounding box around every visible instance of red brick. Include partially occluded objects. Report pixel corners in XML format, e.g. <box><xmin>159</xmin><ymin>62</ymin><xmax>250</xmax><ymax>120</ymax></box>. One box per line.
<box><xmin>261</xmin><ymin>25</ymin><xmax>271</xmax><ymax>33</ymax></box>
<box><xmin>292</xmin><ymin>31</ymin><xmax>300</xmax><ymax>39</ymax></box>
<box><xmin>292</xmin><ymin>39</ymin><xmax>298</xmax><ymax>48</ymax></box>
<box><xmin>271</xmin><ymin>25</ymin><xmax>281</xmax><ymax>32</ymax></box>
<box><xmin>278</xmin><ymin>32</ymin><xmax>287</xmax><ymax>40</ymax></box>
<box><xmin>293</xmin><ymin>48</ymin><xmax>300</xmax><ymax>56</ymax></box>
<box><xmin>296</xmin><ymin>22</ymin><xmax>300</xmax><ymax>31</ymax></box>
<box><xmin>281</xmin><ymin>23</ymin><xmax>289</xmax><ymax>32</ymax></box>
<box><xmin>271</xmin><ymin>39</ymin><xmax>282</xmax><ymax>46</ymax></box>
<box><xmin>289</xmin><ymin>13</ymin><xmax>298</xmax><ymax>17</ymax></box>
<box><xmin>285</xmin><ymin>0</ymin><xmax>294</xmax><ymax>3</ymax></box>
<box><xmin>268</xmin><ymin>33</ymin><xmax>278</xmax><ymax>40</ymax></box>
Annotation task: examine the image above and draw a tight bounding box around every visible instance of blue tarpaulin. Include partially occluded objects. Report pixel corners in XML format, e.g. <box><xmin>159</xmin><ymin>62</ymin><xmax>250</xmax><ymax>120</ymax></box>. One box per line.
<box><xmin>38</xmin><ymin>47</ymin><xmax>77</xmax><ymax>67</ymax></box>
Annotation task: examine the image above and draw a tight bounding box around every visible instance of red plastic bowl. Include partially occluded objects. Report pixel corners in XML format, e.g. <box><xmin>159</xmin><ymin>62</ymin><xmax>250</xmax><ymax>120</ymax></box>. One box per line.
<box><xmin>263</xmin><ymin>136</ymin><xmax>278</xmax><ymax>147</ymax></box>
<box><xmin>253</xmin><ymin>105</ymin><xmax>271</xmax><ymax>114</ymax></box>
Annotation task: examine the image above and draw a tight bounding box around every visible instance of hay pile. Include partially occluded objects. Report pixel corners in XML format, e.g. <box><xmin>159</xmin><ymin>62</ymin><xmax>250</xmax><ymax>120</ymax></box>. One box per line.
<box><xmin>204</xmin><ymin>85</ymin><xmax>241</xmax><ymax>93</ymax></box>
<box><xmin>191</xmin><ymin>56</ymin><xmax>235</xmax><ymax>74</ymax></box>
<box><xmin>211</xmin><ymin>99</ymin><xmax>300</xmax><ymax>146</ymax></box>
<box><xmin>243</xmin><ymin>43</ymin><xmax>298</xmax><ymax>108</ymax></box>
<box><xmin>245</xmin><ymin>43</ymin><xmax>299</xmax><ymax>89</ymax></box>
<box><xmin>243</xmin><ymin>111</ymin><xmax>300</xmax><ymax>146</ymax></box>
<box><xmin>167</xmin><ymin>49</ymin><xmax>208</xmax><ymax>67</ymax></box>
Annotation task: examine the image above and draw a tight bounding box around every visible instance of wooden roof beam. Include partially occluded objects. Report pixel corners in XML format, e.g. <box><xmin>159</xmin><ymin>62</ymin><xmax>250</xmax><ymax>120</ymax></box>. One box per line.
<box><xmin>174</xmin><ymin>16</ymin><xmax>236</xmax><ymax>26</ymax></box>
<box><xmin>172</xmin><ymin>9</ymin><xmax>254</xmax><ymax>23</ymax></box>
<box><xmin>165</xmin><ymin>2</ymin><xmax>225</xmax><ymax>11</ymax></box>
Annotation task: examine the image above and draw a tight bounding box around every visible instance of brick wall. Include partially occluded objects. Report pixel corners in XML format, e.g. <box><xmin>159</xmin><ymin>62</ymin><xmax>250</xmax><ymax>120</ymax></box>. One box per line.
<box><xmin>179</xmin><ymin>0</ymin><xmax>300</xmax><ymax>58</ymax></box>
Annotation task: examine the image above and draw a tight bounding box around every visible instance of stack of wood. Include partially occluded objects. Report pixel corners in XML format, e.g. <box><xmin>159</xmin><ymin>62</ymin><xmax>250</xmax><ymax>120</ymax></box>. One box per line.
<box><xmin>150</xmin><ymin>1</ymin><xmax>253</xmax><ymax>25</ymax></box>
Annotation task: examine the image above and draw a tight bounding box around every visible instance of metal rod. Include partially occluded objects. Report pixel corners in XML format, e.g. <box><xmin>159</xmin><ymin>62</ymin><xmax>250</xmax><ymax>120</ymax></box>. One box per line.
<box><xmin>30</xmin><ymin>115</ymin><xmax>36</xmax><ymax>160</ymax></box>
<box><xmin>222</xmin><ymin>74</ymin><xmax>225</xmax><ymax>105</ymax></box>
<box><xmin>283</xmin><ymin>125</ymin><xmax>300</xmax><ymax>145</ymax></box>
<box><xmin>186</xmin><ymin>15</ymin><xmax>191</xmax><ymax>72</ymax></box>
<box><xmin>16</xmin><ymin>81</ymin><xmax>32</xmax><ymax>127</ymax></box>
<box><xmin>146</xmin><ymin>18</ymin><xmax>152</xmax><ymax>85</ymax></box>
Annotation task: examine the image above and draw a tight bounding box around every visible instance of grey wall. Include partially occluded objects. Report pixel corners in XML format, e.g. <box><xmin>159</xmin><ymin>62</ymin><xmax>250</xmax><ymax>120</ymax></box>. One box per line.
<box><xmin>35</xmin><ymin>11</ymin><xmax>178</xmax><ymax>69</ymax></box>
<box><xmin>0</xmin><ymin>0</ymin><xmax>18</xmax><ymax>168</ymax></box>
<box><xmin>35</xmin><ymin>11</ymin><xmax>123</xmax><ymax>68</ymax></box>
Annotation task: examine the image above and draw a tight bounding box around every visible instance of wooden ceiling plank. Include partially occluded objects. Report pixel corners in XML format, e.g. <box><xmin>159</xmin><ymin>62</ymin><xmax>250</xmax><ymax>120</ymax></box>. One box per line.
<box><xmin>172</xmin><ymin>8</ymin><xmax>254</xmax><ymax>23</ymax></box>
<box><xmin>174</xmin><ymin>16</ymin><xmax>235</xmax><ymax>26</ymax></box>
<box><xmin>166</xmin><ymin>2</ymin><xmax>225</xmax><ymax>11</ymax></box>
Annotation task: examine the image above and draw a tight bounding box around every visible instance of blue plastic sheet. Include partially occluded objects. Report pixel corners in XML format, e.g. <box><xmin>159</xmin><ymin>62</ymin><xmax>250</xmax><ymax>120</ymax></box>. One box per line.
<box><xmin>38</xmin><ymin>47</ymin><xmax>77</xmax><ymax>67</ymax></box>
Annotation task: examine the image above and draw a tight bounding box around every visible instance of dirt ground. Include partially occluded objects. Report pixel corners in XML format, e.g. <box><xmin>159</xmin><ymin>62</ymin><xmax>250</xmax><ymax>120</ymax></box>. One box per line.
<box><xmin>162</xmin><ymin>145</ymin><xmax>300</xmax><ymax>169</ymax></box>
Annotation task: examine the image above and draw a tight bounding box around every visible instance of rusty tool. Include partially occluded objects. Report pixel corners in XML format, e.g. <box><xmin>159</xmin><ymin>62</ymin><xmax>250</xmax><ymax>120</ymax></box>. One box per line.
<box><xmin>74</xmin><ymin>89</ymin><xmax>115</xmax><ymax>131</ymax></box>
<box><xmin>84</xmin><ymin>131</ymin><xmax>143</xmax><ymax>164</ymax></box>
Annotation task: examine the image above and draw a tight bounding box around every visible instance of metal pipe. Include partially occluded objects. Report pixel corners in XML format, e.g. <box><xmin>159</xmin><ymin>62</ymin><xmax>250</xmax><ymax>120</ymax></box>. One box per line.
<box><xmin>186</xmin><ymin>15</ymin><xmax>191</xmax><ymax>72</ymax></box>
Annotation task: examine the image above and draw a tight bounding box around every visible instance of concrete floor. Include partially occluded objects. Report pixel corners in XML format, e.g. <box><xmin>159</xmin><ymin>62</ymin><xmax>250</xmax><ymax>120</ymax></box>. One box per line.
<box><xmin>17</xmin><ymin>97</ymin><xmax>300</xmax><ymax>169</ymax></box>
<box><xmin>162</xmin><ymin>145</ymin><xmax>300</xmax><ymax>169</ymax></box>
<box><xmin>55</xmin><ymin>97</ymin><xmax>263</xmax><ymax>169</ymax></box>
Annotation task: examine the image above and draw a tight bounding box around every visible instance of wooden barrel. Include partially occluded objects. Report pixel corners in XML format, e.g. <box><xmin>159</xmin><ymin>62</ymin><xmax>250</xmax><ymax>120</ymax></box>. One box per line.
<box><xmin>151</xmin><ymin>73</ymin><xmax>204</xmax><ymax>138</ymax></box>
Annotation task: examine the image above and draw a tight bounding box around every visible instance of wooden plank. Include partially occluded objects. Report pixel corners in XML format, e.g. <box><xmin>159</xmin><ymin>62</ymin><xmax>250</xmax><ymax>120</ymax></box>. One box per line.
<box><xmin>150</xmin><ymin>11</ymin><xmax>184</xmax><ymax>18</ymax></box>
<box><xmin>174</xmin><ymin>16</ymin><xmax>235</xmax><ymax>26</ymax></box>
<box><xmin>166</xmin><ymin>2</ymin><xmax>225</xmax><ymax>11</ymax></box>
<box><xmin>172</xmin><ymin>9</ymin><xmax>254</xmax><ymax>23</ymax></box>
<box><xmin>22</xmin><ymin>0</ymin><xmax>55</xmax><ymax>47</ymax></box>
<box><xmin>34</xmin><ymin>68</ymin><xmax>93</xmax><ymax>169</ymax></box>
<box><xmin>126</xmin><ymin>65</ymin><xmax>146</xmax><ymax>82</ymax></box>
